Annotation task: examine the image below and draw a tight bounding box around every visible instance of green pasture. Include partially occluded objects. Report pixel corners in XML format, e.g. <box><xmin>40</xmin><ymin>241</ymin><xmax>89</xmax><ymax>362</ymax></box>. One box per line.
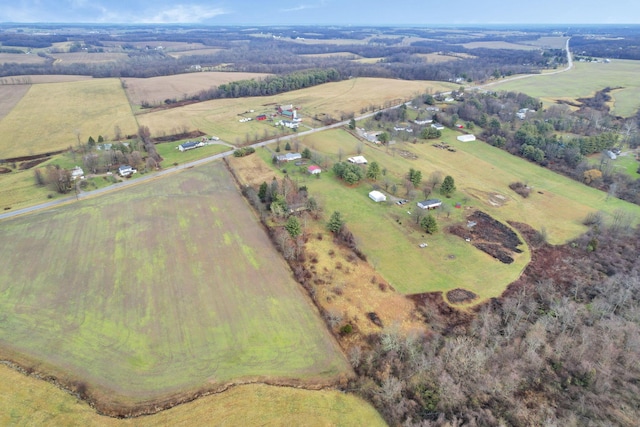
<box><xmin>0</xmin><ymin>78</ymin><xmax>138</xmax><ymax>159</ymax></box>
<box><xmin>586</xmin><ymin>151</ymin><xmax>640</xmax><ymax>179</ymax></box>
<box><xmin>489</xmin><ymin>59</ymin><xmax>640</xmax><ymax>117</ymax></box>
<box><xmin>260</xmin><ymin>127</ymin><xmax>640</xmax><ymax>297</ymax></box>
<box><xmin>0</xmin><ymin>161</ymin><xmax>349</xmax><ymax>408</ymax></box>
<box><xmin>154</xmin><ymin>140</ymin><xmax>231</xmax><ymax>167</ymax></box>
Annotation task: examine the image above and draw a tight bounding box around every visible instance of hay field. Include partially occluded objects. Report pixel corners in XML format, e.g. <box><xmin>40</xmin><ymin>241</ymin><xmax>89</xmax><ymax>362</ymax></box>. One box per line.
<box><xmin>0</xmin><ymin>85</ymin><xmax>30</xmax><ymax>120</ymax></box>
<box><xmin>0</xmin><ymin>78</ymin><xmax>138</xmax><ymax>159</ymax></box>
<box><xmin>137</xmin><ymin>77</ymin><xmax>457</xmax><ymax>141</ymax></box>
<box><xmin>50</xmin><ymin>52</ymin><xmax>129</xmax><ymax>64</ymax></box>
<box><xmin>462</xmin><ymin>41</ymin><xmax>540</xmax><ymax>50</ymax></box>
<box><xmin>523</xmin><ymin>36</ymin><xmax>569</xmax><ymax>49</ymax></box>
<box><xmin>167</xmin><ymin>48</ymin><xmax>223</xmax><ymax>58</ymax></box>
<box><xmin>489</xmin><ymin>59</ymin><xmax>640</xmax><ymax>117</ymax></box>
<box><xmin>0</xmin><ymin>161</ymin><xmax>349</xmax><ymax>410</ymax></box>
<box><xmin>0</xmin><ymin>364</ymin><xmax>384</xmax><ymax>426</ymax></box>
<box><xmin>122</xmin><ymin>72</ymin><xmax>271</xmax><ymax>106</ymax></box>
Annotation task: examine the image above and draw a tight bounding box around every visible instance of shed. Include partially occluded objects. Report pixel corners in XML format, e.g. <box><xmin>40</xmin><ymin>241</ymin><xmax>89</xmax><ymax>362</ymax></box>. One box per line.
<box><xmin>308</xmin><ymin>165</ymin><xmax>321</xmax><ymax>175</ymax></box>
<box><xmin>369</xmin><ymin>190</ymin><xmax>386</xmax><ymax>203</ymax></box>
<box><xmin>457</xmin><ymin>134</ymin><xmax>476</xmax><ymax>142</ymax></box>
<box><xmin>417</xmin><ymin>199</ymin><xmax>442</xmax><ymax>209</ymax></box>
<box><xmin>348</xmin><ymin>155</ymin><xmax>368</xmax><ymax>164</ymax></box>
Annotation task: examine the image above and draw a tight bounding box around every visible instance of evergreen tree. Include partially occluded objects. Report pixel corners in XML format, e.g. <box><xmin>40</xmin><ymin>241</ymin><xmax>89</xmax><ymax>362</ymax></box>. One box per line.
<box><xmin>87</xmin><ymin>136</ymin><xmax>96</xmax><ymax>147</ymax></box>
<box><xmin>258</xmin><ymin>182</ymin><xmax>268</xmax><ymax>202</ymax></box>
<box><xmin>420</xmin><ymin>214</ymin><xmax>438</xmax><ymax>234</ymax></box>
<box><xmin>302</xmin><ymin>147</ymin><xmax>312</xmax><ymax>159</ymax></box>
<box><xmin>285</xmin><ymin>141</ymin><xmax>291</xmax><ymax>151</ymax></box>
<box><xmin>349</xmin><ymin>118</ymin><xmax>356</xmax><ymax>130</ymax></box>
<box><xmin>328</xmin><ymin>211</ymin><xmax>344</xmax><ymax>233</ymax></box>
<box><xmin>440</xmin><ymin>175</ymin><xmax>456</xmax><ymax>197</ymax></box>
<box><xmin>366</xmin><ymin>161</ymin><xmax>381</xmax><ymax>181</ymax></box>
<box><xmin>285</xmin><ymin>216</ymin><xmax>302</xmax><ymax>238</ymax></box>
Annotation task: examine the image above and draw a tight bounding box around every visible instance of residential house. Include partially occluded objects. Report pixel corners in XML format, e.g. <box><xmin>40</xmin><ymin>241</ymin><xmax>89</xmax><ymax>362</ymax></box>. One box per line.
<box><xmin>369</xmin><ymin>190</ymin><xmax>386</xmax><ymax>202</ymax></box>
<box><xmin>276</xmin><ymin>152</ymin><xmax>302</xmax><ymax>162</ymax></box>
<box><xmin>308</xmin><ymin>165</ymin><xmax>322</xmax><ymax>175</ymax></box>
<box><xmin>178</xmin><ymin>141</ymin><xmax>205</xmax><ymax>152</ymax></box>
<box><xmin>417</xmin><ymin>199</ymin><xmax>442</xmax><ymax>210</ymax></box>
<box><xmin>348</xmin><ymin>155</ymin><xmax>368</xmax><ymax>164</ymax></box>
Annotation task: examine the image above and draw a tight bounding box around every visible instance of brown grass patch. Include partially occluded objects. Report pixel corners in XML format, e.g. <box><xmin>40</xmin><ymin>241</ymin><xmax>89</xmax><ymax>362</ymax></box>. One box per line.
<box><xmin>50</xmin><ymin>52</ymin><xmax>128</xmax><ymax>64</ymax></box>
<box><xmin>226</xmin><ymin>151</ymin><xmax>279</xmax><ymax>187</ymax></box>
<box><xmin>122</xmin><ymin>72</ymin><xmax>272</xmax><ymax>106</ymax></box>
<box><xmin>0</xmin><ymin>85</ymin><xmax>30</xmax><ymax>121</ymax></box>
<box><xmin>0</xmin><ymin>53</ymin><xmax>46</xmax><ymax>65</ymax></box>
<box><xmin>445</xmin><ymin>288</ymin><xmax>479</xmax><ymax>304</ymax></box>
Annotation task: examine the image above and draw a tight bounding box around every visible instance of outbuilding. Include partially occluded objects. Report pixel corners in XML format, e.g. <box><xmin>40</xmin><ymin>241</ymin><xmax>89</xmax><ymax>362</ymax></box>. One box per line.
<box><xmin>308</xmin><ymin>165</ymin><xmax>321</xmax><ymax>175</ymax></box>
<box><xmin>348</xmin><ymin>155</ymin><xmax>368</xmax><ymax>164</ymax></box>
<box><xmin>417</xmin><ymin>199</ymin><xmax>442</xmax><ymax>209</ymax></box>
<box><xmin>369</xmin><ymin>190</ymin><xmax>387</xmax><ymax>203</ymax></box>
<box><xmin>457</xmin><ymin>134</ymin><xmax>476</xmax><ymax>142</ymax></box>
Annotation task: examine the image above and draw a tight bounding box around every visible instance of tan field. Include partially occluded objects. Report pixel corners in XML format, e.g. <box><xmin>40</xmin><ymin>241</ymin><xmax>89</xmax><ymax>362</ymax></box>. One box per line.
<box><xmin>462</xmin><ymin>41</ymin><xmax>540</xmax><ymax>50</ymax></box>
<box><xmin>0</xmin><ymin>78</ymin><xmax>138</xmax><ymax>159</ymax></box>
<box><xmin>122</xmin><ymin>71</ymin><xmax>272</xmax><ymax>106</ymax></box>
<box><xmin>0</xmin><ymin>85</ymin><xmax>30</xmax><ymax>120</ymax></box>
<box><xmin>136</xmin><ymin>77</ymin><xmax>458</xmax><ymax>141</ymax></box>
<box><xmin>0</xmin><ymin>53</ymin><xmax>46</xmax><ymax>65</ymax></box>
<box><xmin>50</xmin><ymin>52</ymin><xmax>129</xmax><ymax>64</ymax></box>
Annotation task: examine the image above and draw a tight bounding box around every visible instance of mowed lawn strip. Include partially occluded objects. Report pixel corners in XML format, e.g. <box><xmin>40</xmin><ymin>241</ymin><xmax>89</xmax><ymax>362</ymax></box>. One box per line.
<box><xmin>0</xmin><ymin>161</ymin><xmax>349</xmax><ymax>408</ymax></box>
<box><xmin>0</xmin><ymin>79</ymin><xmax>139</xmax><ymax>158</ymax></box>
<box><xmin>0</xmin><ymin>365</ymin><xmax>384</xmax><ymax>427</ymax></box>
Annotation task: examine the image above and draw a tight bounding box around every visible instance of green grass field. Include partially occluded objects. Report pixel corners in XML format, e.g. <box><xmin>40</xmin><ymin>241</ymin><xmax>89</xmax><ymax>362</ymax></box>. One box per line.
<box><xmin>0</xmin><ymin>79</ymin><xmax>138</xmax><ymax>158</ymax></box>
<box><xmin>258</xmin><ymin>127</ymin><xmax>640</xmax><ymax>297</ymax></box>
<box><xmin>489</xmin><ymin>59</ymin><xmax>640</xmax><ymax>117</ymax></box>
<box><xmin>0</xmin><ymin>161</ymin><xmax>349</xmax><ymax>410</ymax></box>
<box><xmin>0</xmin><ymin>364</ymin><xmax>384</xmax><ymax>427</ymax></box>
<box><xmin>154</xmin><ymin>140</ymin><xmax>232</xmax><ymax>167</ymax></box>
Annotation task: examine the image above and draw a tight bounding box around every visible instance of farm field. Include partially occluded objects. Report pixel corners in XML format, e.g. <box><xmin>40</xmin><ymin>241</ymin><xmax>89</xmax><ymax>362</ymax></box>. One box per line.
<box><xmin>136</xmin><ymin>77</ymin><xmax>457</xmax><ymax>141</ymax></box>
<box><xmin>0</xmin><ymin>52</ymin><xmax>46</xmax><ymax>65</ymax></box>
<box><xmin>489</xmin><ymin>59</ymin><xmax>640</xmax><ymax>117</ymax></box>
<box><xmin>462</xmin><ymin>41</ymin><xmax>540</xmax><ymax>50</ymax></box>
<box><xmin>50</xmin><ymin>52</ymin><xmax>129</xmax><ymax>64</ymax></box>
<box><xmin>0</xmin><ymin>84</ymin><xmax>30</xmax><ymax>120</ymax></box>
<box><xmin>0</xmin><ymin>161</ymin><xmax>350</xmax><ymax>412</ymax></box>
<box><xmin>257</xmin><ymin>127</ymin><xmax>640</xmax><ymax>297</ymax></box>
<box><xmin>122</xmin><ymin>72</ymin><xmax>272</xmax><ymax>106</ymax></box>
<box><xmin>0</xmin><ymin>78</ymin><xmax>138</xmax><ymax>159</ymax></box>
<box><xmin>0</xmin><ymin>364</ymin><xmax>384</xmax><ymax>427</ymax></box>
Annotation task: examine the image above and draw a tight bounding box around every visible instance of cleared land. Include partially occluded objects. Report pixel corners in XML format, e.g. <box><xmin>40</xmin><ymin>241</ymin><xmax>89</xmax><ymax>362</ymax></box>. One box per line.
<box><xmin>0</xmin><ymin>79</ymin><xmax>138</xmax><ymax>159</ymax></box>
<box><xmin>0</xmin><ymin>75</ymin><xmax>93</xmax><ymax>84</ymax></box>
<box><xmin>50</xmin><ymin>52</ymin><xmax>129</xmax><ymax>64</ymax></box>
<box><xmin>0</xmin><ymin>161</ymin><xmax>349</xmax><ymax>412</ymax></box>
<box><xmin>461</xmin><ymin>41</ymin><xmax>540</xmax><ymax>50</ymax></box>
<box><xmin>523</xmin><ymin>36</ymin><xmax>570</xmax><ymax>49</ymax></box>
<box><xmin>122</xmin><ymin>72</ymin><xmax>272</xmax><ymax>106</ymax></box>
<box><xmin>0</xmin><ymin>53</ymin><xmax>46</xmax><ymax>65</ymax></box>
<box><xmin>137</xmin><ymin>78</ymin><xmax>457</xmax><ymax>141</ymax></box>
<box><xmin>0</xmin><ymin>84</ymin><xmax>30</xmax><ymax>120</ymax></box>
<box><xmin>0</xmin><ymin>364</ymin><xmax>384</xmax><ymax>426</ymax></box>
<box><xmin>489</xmin><ymin>59</ymin><xmax>640</xmax><ymax>117</ymax></box>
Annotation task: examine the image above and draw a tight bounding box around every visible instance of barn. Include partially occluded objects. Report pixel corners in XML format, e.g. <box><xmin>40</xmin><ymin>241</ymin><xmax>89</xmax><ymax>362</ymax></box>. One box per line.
<box><xmin>417</xmin><ymin>199</ymin><xmax>442</xmax><ymax>209</ymax></box>
<box><xmin>457</xmin><ymin>134</ymin><xmax>476</xmax><ymax>142</ymax></box>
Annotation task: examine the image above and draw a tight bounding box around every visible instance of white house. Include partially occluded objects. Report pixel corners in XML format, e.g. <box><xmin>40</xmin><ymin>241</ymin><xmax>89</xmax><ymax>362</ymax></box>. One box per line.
<box><xmin>417</xmin><ymin>199</ymin><xmax>442</xmax><ymax>209</ymax></box>
<box><xmin>276</xmin><ymin>152</ymin><xmax>302</xmax><ymax>162</ymax></box>
<box><xmin>431</xmin><ymin>123</ymin><xmax>445</xmax><ymax>131</ymax></box>
<box><xmin>118</xmin><ymin>165</ymin><xmax>136</xmax><ymax>177</ymax></box>
<box><xmin>369</xmin><ymin>190</ymin><xmax>386</xmax><ymax>203</ymax></box>
<box><xmin>71</xmin><ymin>166</ymin><xmax>84</xmax><ymax>180</ymax></box>
<box><xmin>348</xmin><ymin>155</ymin><xmax>368</xmax><ymax>164</ymax></box>
<box><xmin>178</xmin><ymin>141</ymin><xmax>205</xmax><ymax>151</ymax></box>
<box><xmin>457</xmin><ymin>134</ymin><xmax>476</xmax><ymax>142</ymax></box>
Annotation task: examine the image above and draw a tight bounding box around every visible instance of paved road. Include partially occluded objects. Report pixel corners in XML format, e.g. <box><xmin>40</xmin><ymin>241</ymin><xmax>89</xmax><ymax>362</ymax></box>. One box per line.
<box><xmin>0</xmin><ymin>40</ymin><xmax>573</xmax><ymax>222</ymax></box>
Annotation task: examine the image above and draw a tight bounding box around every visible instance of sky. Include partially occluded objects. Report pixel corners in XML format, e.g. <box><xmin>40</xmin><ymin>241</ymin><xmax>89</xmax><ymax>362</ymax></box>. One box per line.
<box><xmin>1</xmin><ymin>0</ymin><xmax>640</xmax><ymax>25</ymax></box>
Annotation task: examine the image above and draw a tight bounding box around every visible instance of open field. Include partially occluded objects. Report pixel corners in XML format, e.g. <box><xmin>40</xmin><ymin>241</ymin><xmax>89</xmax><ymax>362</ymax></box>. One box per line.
<box><xmin>0</xmin><ymin>78</ymin><xmax>138</xmax><ymax>159</ymax></box>
<box><xmin>253</xmin><ymin>127</ymin><xmax>640</xmax><ymax>297</ymax></box>
<box><xmin>167</xmin><ymin>48</ymin><xmax>223</xmax><ymax>58</ymax></box>
<box><xmin>0</xmin><ymin>364</ymin><xmax>384</xmax><ymax>427</ymax></box>
<box><xmin>50</xmin><ymin>52</ymin><xmax>129</xmax><ymax>64</ymax></box>
<box><xmin>122</xmin><ymin>72</ymin><xmax>272</xmax><ymax>106</ymax></box>
<box><xmin>523</xmin><ymin>36</ymin><xmax>570</xmax><ymax>49</ymax></box>
<box><xmin>587</xmin><ymin>150</ymin><xmax>640</xmax><ymax>178</ymax></box>
<box><xmin>488</xmin><ymin>59</ymin><xmax>640</xmax><ymax>117</ymax></box>
<box><xmin>414</xmin><ymin>53</ymin><xmax>474</xmax><ymax>63</ymax></box>
<box><xmin>461</xmin><ymin>41</ymin><xmax>540</xmax><ymax>50</ymax></box>
<box><xmin>0</xmin><ymin>75</ymin><xmax>94</xmax><ymax>84</ymax></box>
<box><xmin>155</xmin><ymin>140</ymin><xmax>232</xmax><ymax>167</ymax></box>
<box><xmin>0</xmin><ymin>161</ymin><xmax>349</xmax><ymax>411</ymax></box>
<box><xmin>136</xmin><ymin>78</ymin><xmax>457</xmax><ymax>141</ymax></box>
<box><xmin>0</xmin><ymin>84</ymin><xmax>30</xmax><ymax>120</ymax></box>
<box><xmin>0</xmin><ymin>53</ymin><xmax>46</xmax><ymax>65</ymax></box>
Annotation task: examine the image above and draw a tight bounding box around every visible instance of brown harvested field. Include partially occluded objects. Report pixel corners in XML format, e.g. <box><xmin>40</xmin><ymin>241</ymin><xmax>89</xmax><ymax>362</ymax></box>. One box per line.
<box><xmin>414</xmin><ymin>53</ymin><xmax>475</xmax><ymax>63</ymax></box>
<box><xmin>122</xmin><ymin>72</ymin><xmax>271</xmax><ymax>106</ymax></box>
<box><xmin>167</xmin><ymin>48</ymin><xmax>223</xmax><ymax>58</ymax></box>
<box><xmin>0</xmin><ymin>74</ymin><xmax>93</xmax><ymax>84</ymax></box>
<box><xmin>300</xmin><ymin>52</ymin><xmax>360</xmax><ymax>59</ymax></box>
<box><xmin>0</xmin><ymin>85</ymin><xmax>30</xmax><ymax>120</ymax></box>
<box><xmin>0</xmin><ymin>53</ymin><xmax>46</xmax><ymax>65</ymax></box>
<box><xmin>50</xmin><ymin>52</ymin><xmax>129</xmax><ymax>64</ymax></box>
<box><xmin>227</xmin><ymin>151</ymin><xmax>279</xmax><ymax>187</ymax></box>
<box><xmin>523</xmin><ymin>36</ymin><xmax>570</xmax><ymax>49</ymax></box>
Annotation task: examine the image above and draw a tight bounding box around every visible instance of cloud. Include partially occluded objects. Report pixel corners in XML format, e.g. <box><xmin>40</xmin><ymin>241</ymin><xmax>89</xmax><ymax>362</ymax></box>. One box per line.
<box><xmin>144</xmin><ymin>4</ymin><xmax>228</xmax><ymax>24</ymax></box>
<box><xmin>280</xmin><ymin>1</ymin><xmax>327</xmax><ymax>13</ymax></box>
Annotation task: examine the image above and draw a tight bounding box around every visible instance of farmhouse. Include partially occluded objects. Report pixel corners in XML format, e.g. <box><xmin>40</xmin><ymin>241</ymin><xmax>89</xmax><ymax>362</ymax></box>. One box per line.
<box><xmin>431</xmin><ymin>123</ymin><xmax>445</xmax><ymax>130</ymax></box>
<box><xmin>369</xmin><ymin>190</ymin><xmax>387</xmax><ymax>202</ymax></box>
<box><xmin>276</xmin><ymin>152</ymin><xmax>302</xmax><ymax>162</ymax></box>
<box><xmin>414</xmin><ymin>119</ymin><xmax>433</xmax><ymax>125</ymax></box>
<box><xmin>348</xmin><ymin>155</ymin><xmax>368</xmax><ymax>164</ymax></box>
<box><xmin>308</xmin><ymin>165</ymin><xmax>321</xmax><ymax>175</ymax></box>
<box><xmin>457</xmin><ymin>134</ymin><xmax>476</xmax><ymax>142</ymax></box>
<box><xmin>417</xmin><ymin>199</ymin><xmax>442</xmax><ymax>209</ymax></box>
<box><xmin>178</xmin><ymin>141</ymin><xmax>205</xmax><ymax>152</ymax></box>
<box><xmin>71</xmin><ymin>166</ymin><xmax>84</xmax><ymax>180</ymax></box>
<box><xmin>277</xmin><ymin>104</ymin><xmax>297</xmax><ymax>119</ymax></box>
<box><xmin>118</xmin><ymin>165</ymin><xmax>136</xmax><ymax>177</ymax></box>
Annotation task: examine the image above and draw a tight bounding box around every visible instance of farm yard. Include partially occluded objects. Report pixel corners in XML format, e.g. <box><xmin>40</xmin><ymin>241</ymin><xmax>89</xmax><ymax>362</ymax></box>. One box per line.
<box><xmin>0</xmin><ymin>161</ymin><xmax>350</xmax><ymax>414</ymax></box>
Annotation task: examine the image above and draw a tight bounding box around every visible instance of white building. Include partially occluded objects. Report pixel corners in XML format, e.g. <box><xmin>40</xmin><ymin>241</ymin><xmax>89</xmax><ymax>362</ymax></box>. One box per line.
<box><xmin>457</xmin><ymin>134</ymin><xmax>476</xmax><ymax>142</ymax></box>
<box><xmin>369</xmin><ymin>190</ymin><xmax>386</xmax><ymax>203</ymax></box>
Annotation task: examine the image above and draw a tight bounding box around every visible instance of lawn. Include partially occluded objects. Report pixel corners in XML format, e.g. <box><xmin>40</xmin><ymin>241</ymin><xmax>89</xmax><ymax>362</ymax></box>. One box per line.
<box><xmin>489</xmin><ymin>59</ymin><xmax>640</xmax><ymax>117</ymax></box>
<box><xmin>154</xmin><ymin>139</ymin><xmax>232</xmax><ymax>167</ymax></box>
<box><xmin>0</xmin><ymin>364</ymin><xmax>384</xmax><ymax>426</ymax></box>
<box><xmin>0</xmin><ymin>78</ymin><xmax>139</xmax><ymax>158</ymax></box>
<box><xmin>0</xmin><ymin>161</ymin><xmax>349</xmax><ymax>412</ymax></box>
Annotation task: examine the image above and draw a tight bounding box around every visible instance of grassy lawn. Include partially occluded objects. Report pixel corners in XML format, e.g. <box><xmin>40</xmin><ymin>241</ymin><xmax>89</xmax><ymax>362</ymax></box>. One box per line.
<box><xmin>154</xmin><ymin>140</ymin><xmax>232</xmax><ymax>167</ymax></box>
<box><xmin>0</xmin><ymin>161</ymin><xmax>349</xmax><ymax>410</ymax></box>
<box><xmin>0</xmin><ymin>364</ymin><xmax>384</xmax><ymax>426</ymax></box>
<box><xmin>489</xmin><ymin>59</ymin><xmax>640</xmax><ymax>117</ymax></box>
<box><xmin>0</xmin><ymin>79</ymin><xmax>139</xmax><ymax>158</ymax></box>
<box><xmin>586</xmin><ymin>151</ymin><xmax>640</xmax><ymax>179</ymax></box>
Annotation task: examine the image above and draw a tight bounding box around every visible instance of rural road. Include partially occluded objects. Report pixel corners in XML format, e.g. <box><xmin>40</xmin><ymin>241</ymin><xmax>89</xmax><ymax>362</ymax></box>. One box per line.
<box><xmin>0</xmin><ymin>39</ymin><xmax>573</xmax><ymax>222</ymax></box>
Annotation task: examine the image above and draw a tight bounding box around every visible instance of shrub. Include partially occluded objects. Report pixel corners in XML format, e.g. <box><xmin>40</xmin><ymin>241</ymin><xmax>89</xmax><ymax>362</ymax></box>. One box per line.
<box><xmin>340</xmin><ymin>324</ymin><xmax>353</xmax><ymax>335</ymax></box>
<box><xmin>509</xmin><ymin>181</ymin><xmax>531</xmax><ymax>198</ymax></box>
